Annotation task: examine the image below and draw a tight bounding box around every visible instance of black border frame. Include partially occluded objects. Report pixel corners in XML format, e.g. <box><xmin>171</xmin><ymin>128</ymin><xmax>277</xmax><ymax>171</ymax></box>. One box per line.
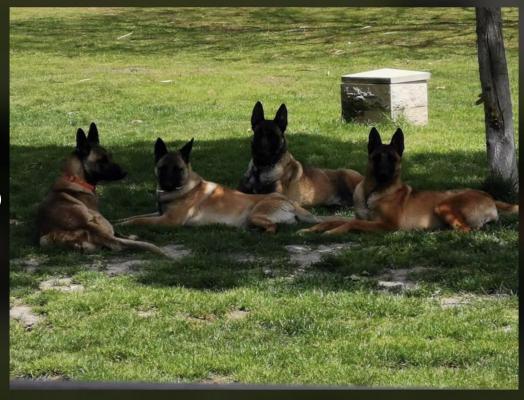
<box><xmin>2</xmin><ymin>1</ymin><xmax>521</xmax><ymax>399</ymax></box>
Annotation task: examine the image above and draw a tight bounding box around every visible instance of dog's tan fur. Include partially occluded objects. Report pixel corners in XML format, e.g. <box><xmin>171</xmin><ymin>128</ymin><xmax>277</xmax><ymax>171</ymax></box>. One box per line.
<box><xmin>116</xmin><ymin>145</ymin><xmax>319</xmax><ymax>233</ymax></box>
<box><xmin>300</xmin><ymin>129</ymin><xmax>518</xmax><ymax>235</ymax></box>
<box><xmin>241</xmin><ymin>151</ymin><xmax>363</xmax><ymax>207</ymax></box>
<box><xmin>37</xmin><ymin>129</ymin><xmax>170</xmax><ymax>258</ymax></box>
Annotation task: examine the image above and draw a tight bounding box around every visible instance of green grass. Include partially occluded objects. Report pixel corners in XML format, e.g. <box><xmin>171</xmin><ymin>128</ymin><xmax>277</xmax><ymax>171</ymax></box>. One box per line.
<box><xmin>10</xmin><ymin>7</ymin><xmax>519</xmax><ymax>388</ymax></box>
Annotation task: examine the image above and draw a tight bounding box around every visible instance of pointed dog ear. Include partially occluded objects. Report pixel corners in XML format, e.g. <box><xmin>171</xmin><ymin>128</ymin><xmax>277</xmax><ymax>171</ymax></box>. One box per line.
<box><xmin>368</xmin><ymin>127</ymin><xmax>382</xmax><ymax>154</ymax></box>
<box><xmin>179</xmin><ymin>138</ymin><xmax>194</xmax><ymax>164</ymax></box>
<box><xmin>155</xmin><ymin>138</ymin><xmax>168</xmax><ymax>163</ymax></box>
<box><xmin>87</xmin><ymin>122</ymin><xmax>99</xmax><ymax>144</ymax></box>
<box><xmin>274</xmin><ymin>103</ymin><xmax>287</xmax><ymax>133</ymax></box>
<box><xmin>390</xmin><ymin>128</ymin><xmax>404</xmax><ymax>157</ymax></box>
<box><xmin>76</xmin><ymin>128</ymin><xmax>91</xmax><ymax>157</ymax></box>
<box><xmin>251</xmin><ymin>101</ymin><xmax>264</xmax><ymax>130</ymax></box>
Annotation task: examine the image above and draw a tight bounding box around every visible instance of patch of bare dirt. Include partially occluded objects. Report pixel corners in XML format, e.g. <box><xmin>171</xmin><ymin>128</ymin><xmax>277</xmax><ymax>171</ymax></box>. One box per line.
<box><xmin>34</xmin><ymin>374</ymin><xmax>69</xmax><ymax>381</ymax></box>
<box><xmin>182</xmin><ymin>313</ymin><xmax>216</xmax><ymax>325</ymax></box>
<box><xmin>285</xmin><ymin>243</ymin><xmax>353</xmax><ymax>273</ymax></box>
<box><xmin>136</xmin><ymin>309</ymin><xmax>157</xmax><ymax>318</ymax></box>
<box><xmin>226</xmin><ymin>309</ymin><xmax>249</xmax><ymax>321</ymax></box>
<box><xmin>198</xmin><ymin>374</ymin><xmax>234</xmax><ymax>384</ymax></box>
<box><xmin>161</xmin><ymin>244</ymin><xmax>192</xmax><ymax>260</ymax></box>
<box><xmin>439</xmin><ymin>296</ymin><xmax>472</xmax><ymax>309</ymax></box>
<box><xmin>11</xmin><ymin>255</ymin><xmax>49</xmax><ymax>273</ymax></box>
<box><xmin>438</xmin><ymin>294</ymin><xmax>510</xmax><ymax>309</ymax></box>
<box><xmin>39</xmin><ymin>277</ymin><xmax>84</xmax><ymax>293</ymax></box>
<box><xmin>86</xmin><ymin>244</ymin><xmax>191</xmax><ymax>276</ymax></box>
<box><xmin>375</xmin><ymin>267</ymin><xmax>434</xmax><ymax>292</ymax></box>
<box><xmin>10</xmin><ymin>305</ymin><xmax>42</xmax><ymax>329</ymax></box>
<box><xmin>101</xmin><ymin>259</ymin><xmax>147</xmax><ymax>276</ymax></box>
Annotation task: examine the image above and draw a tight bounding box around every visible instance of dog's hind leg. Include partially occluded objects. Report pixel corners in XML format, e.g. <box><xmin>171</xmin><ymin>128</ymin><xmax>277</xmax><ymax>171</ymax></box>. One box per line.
<box><xmin>114</xmin><ymin>214</ymin><xmax>169</xmax><ymax>226</ymax></box>
<box><xmin>322</xmin><ymin>219</ymin><xmax>392</xmax><ymax>235</ymax></box>
<box><xmin>297</xmin><ymin>219</ymin><xmax>348</xmax><ymax>235</ymax></box>
<box><xmin>434</xmin><ymin>202</ymin><xmax>472</xmax><ymax>232</ymax></box>
<box><xmin>40</xmin><ymin>229</ymin><xmax>99</xmax><ymax>252</ymax></box>
<box><xmin>113</xmin><ymin>212</ymin><xmax>161</xmax><ymax>224</ymax></box>
<box><xmin>248</xmin><ymin>214</ymin><xmax>278</xmax><ymax>233</ymax></box>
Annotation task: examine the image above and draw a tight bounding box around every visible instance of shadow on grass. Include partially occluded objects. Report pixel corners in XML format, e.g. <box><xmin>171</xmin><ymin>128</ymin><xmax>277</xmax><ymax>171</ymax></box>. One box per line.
<box><xmin>10</xmin><ymin>132</ymin><xmax>517</xmax><ymax>294</ymax></box>
<box><xmin>10</xmin><ymin>134</ymin><xmax>492</xmax><ymax>223</ymax></box>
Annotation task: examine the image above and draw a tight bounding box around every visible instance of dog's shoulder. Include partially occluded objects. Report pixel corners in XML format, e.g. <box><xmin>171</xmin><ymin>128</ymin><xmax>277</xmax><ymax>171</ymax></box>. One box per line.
<box><xmin>280</xmin><ymin>153</ymin><xmax>303</xmax><ymax>186</ymax></box>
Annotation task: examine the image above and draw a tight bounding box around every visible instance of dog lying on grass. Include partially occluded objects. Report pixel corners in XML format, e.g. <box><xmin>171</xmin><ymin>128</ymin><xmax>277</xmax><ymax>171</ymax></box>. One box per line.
<box><xmin>115</xmin><ymin>137</ymin><xmax>322</xmax><ymax>233</ymax></box>
<box><xmin>299</xmin><ymin>127</ymin><xmax>519</xmax><ymax>235</ymax></box>
<box><xmin>36</xmin><ymin>123</ymin><xmax>171</xmax><ymax>257</ymax></box>
<box><xmin>238</xmin><ymin>101</ymin><xmax>363</xmax><ymax>207</ymax></box>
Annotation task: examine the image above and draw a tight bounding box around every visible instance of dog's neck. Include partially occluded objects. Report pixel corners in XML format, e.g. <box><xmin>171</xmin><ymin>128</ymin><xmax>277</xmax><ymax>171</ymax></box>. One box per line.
<box><xmin>362</xmin><ymin>169</ymin><xmax>403</xmax><ymax>202</ymax></box>
<box><xmin>156</xmin><ymin>169</ymin><xmax>203</xmax><ymax>203</ymax></box>
<box><xmin>57</xmin><ymin>155</ymin><xmax>97</xmax><ymax>193</ymax></box>
<box><xmin>251</xmin><ymin>151</ymin><xmax>293</xmax><ymax>179</ymax></box>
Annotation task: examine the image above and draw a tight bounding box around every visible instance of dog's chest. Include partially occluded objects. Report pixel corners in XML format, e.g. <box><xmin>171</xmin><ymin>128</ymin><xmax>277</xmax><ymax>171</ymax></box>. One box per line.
<box><xmin>354</xmin><ymin>185</ymin><xmax>379</xmax><ymax>220</ymax></box>
<box><xmin>244</xmin><ymin>162</ymin><xmax>284</xmax><ymax>194</ymax></box>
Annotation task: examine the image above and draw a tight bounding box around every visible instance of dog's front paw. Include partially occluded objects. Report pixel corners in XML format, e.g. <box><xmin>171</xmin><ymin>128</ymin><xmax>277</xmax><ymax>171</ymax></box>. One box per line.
<box><xmin>297</xmin><ymin>228</ymin><xmax>313</xmax><ymax>235</ymax></box>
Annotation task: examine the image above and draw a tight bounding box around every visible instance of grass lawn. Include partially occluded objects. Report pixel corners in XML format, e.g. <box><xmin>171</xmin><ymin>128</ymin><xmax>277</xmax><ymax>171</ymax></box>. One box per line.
<box><xmin>9</xmin><ymin>7</ymin><xmax>519</xmax><ymax>388</ymax></box>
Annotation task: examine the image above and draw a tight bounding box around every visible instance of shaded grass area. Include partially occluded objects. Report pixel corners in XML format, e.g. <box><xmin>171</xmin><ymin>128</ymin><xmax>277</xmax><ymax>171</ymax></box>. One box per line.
<box><xmin>10</xmin><ymin>7</ymin><xmax>519</xmax><ymax>388</ymax></box>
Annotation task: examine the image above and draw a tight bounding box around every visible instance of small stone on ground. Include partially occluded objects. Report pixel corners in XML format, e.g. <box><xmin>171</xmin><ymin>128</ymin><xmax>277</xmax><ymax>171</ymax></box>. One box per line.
<box><xmin>11</xmin><ymin>255</ymin><xmax>49</xmax><ymax>272</ymax></box>
<box><xmin>39</xmin><ymin>277</ymin><xmax>84</xmax><ymax>292</ymax></box>
<box><xmin>375</xmin><ymin>267</ymin><xmax>434</xmax><ymax>291</ymax></box>
<box><xmin>136</xmin><ymin>309</ymin><xmax>157</xmax><ymax>318</ymax></box>
<box><xmin>227</xmin><ymin>309</ymin><xmax>249</xmax><ymax>321</ymax></box>
<box><xmin>199</xmin><ymin>374</ymin><xmax>234</xmax><ymax>384</ymax></box>
<box><xmin>103</xmin><ymin>259</ymin><xmax>146</xmax><ymax>276</ymax></box>
<box><xmin>285</xmin><ymin>243</ymin><xmax>353</xmax><ymax>270</ymax></box>
<box><xmin>440</xmin><ymin>296</ymin><xmax>471</xmax><ymax>309</ymax></box>
<box><xmin>161</xmin><ymin>244</ymin><xmax>191</xmax><ymax>260</ymax></box>
<box><xmin>10</xmin><ymin>305</ymin><xmax>42</xmax><ymax>329</ymax></box>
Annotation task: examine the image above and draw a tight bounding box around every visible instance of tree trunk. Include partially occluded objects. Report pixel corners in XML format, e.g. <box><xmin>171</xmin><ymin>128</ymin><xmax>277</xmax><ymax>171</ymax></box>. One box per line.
<box><xmin>476</xmin><ymin>7</ymin><xmax>518</xmax><ymax>193</ymax></box>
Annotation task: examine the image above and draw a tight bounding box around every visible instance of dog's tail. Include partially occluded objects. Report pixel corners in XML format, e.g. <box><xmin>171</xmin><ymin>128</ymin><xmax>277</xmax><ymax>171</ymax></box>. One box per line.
<box><xmin>315</xmin><ymin>215</ymin><xmax>354</xmax><ymax>222</ymax></box>
<box><xmin>114</xmin><ymin>237</ymin><xmax>173</xmax><ymax>259</ymax></box>
<box><xmin>293</xmin><ymin>204</ymin><xmax>322</xmax><ymax>223</ymax></box>
<box><xmin>495</xmin><ymin>201</ymin><xmax>519</xmax><ymax>214</ymax></box>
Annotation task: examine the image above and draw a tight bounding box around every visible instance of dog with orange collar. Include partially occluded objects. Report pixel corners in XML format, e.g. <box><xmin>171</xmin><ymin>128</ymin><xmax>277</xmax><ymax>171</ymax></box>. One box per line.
<box><xmin>36</xmin><ymin>123</ymin><xmax>171</xmax><ymax>258</ymax></box>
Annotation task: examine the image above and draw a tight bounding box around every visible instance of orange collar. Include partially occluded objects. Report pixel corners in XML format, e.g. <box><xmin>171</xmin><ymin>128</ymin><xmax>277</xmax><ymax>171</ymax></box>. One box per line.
<box><xmin>64</xmin><ymin>175</ymin><xmax>96</xmax><ymax>193</ymax></box>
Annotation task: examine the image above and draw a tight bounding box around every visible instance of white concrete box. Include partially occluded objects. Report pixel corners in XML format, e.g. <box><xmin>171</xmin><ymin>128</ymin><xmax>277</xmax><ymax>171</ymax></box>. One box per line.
<box><xmin>341</xmin><ymin>68</ymin><xmax>431</xmax><ymax>125</ymax></box>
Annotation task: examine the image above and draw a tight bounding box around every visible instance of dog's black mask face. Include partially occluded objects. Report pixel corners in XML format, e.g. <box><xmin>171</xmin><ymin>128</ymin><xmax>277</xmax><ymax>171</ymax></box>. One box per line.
<box><xmin>154</xmin><ymin>137</ymin><xmax>194</xmax><ymax>192</ymax></box>
<box><xmin>75</xmin><ymin>123</ymin><xmax>127</xmax><ymax>184</ymax></box>
<box><xmin>367</xmin><ymin>127</ymin><xmax>404</xmax><ymax>185</ymax></box>
<box><xmin>250</xmin><ymin>101</ymin><xmax>288</xmax><ymax>167</ymax></box>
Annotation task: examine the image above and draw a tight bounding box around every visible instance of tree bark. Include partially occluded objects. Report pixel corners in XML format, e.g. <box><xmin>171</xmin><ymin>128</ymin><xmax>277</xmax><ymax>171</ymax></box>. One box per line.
<box><xmin>476</xmin><ymin>7</ymin><xmax>518</xmax><ymax>193</ymax></box>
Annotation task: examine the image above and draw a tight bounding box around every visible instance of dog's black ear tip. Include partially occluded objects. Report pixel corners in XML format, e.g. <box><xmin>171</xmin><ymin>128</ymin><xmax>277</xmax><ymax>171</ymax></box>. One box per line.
<box><xmin>370</xmin><ymin>127</ymin><xmax>379</xmax><ymax>133</ymax></box>
<box><xmin>89</xmin><ymin>122</ymin><xmax>97</xmax><ymax>128</ymax></box>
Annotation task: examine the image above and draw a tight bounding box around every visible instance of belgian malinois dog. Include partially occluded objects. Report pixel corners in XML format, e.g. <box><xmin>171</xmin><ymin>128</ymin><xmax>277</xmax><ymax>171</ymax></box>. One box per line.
<box><xmin>115</xmin><ymin>137</ymin><xmax>321</xmax><ymax>233</ymax></box>
<box><xmin>238</xmin><ymin>101</ymin><xmax>363</xmax><ymax>207</ymax></box>
<box><xmin>299</xmin><ymin>127</ymin><xmax>519</xmax><ymax>235</ymax></box>
<box><xmin>37</xmin><ymin>123</ymin><xmax>170</xmax><ymax>257</ymax></box>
